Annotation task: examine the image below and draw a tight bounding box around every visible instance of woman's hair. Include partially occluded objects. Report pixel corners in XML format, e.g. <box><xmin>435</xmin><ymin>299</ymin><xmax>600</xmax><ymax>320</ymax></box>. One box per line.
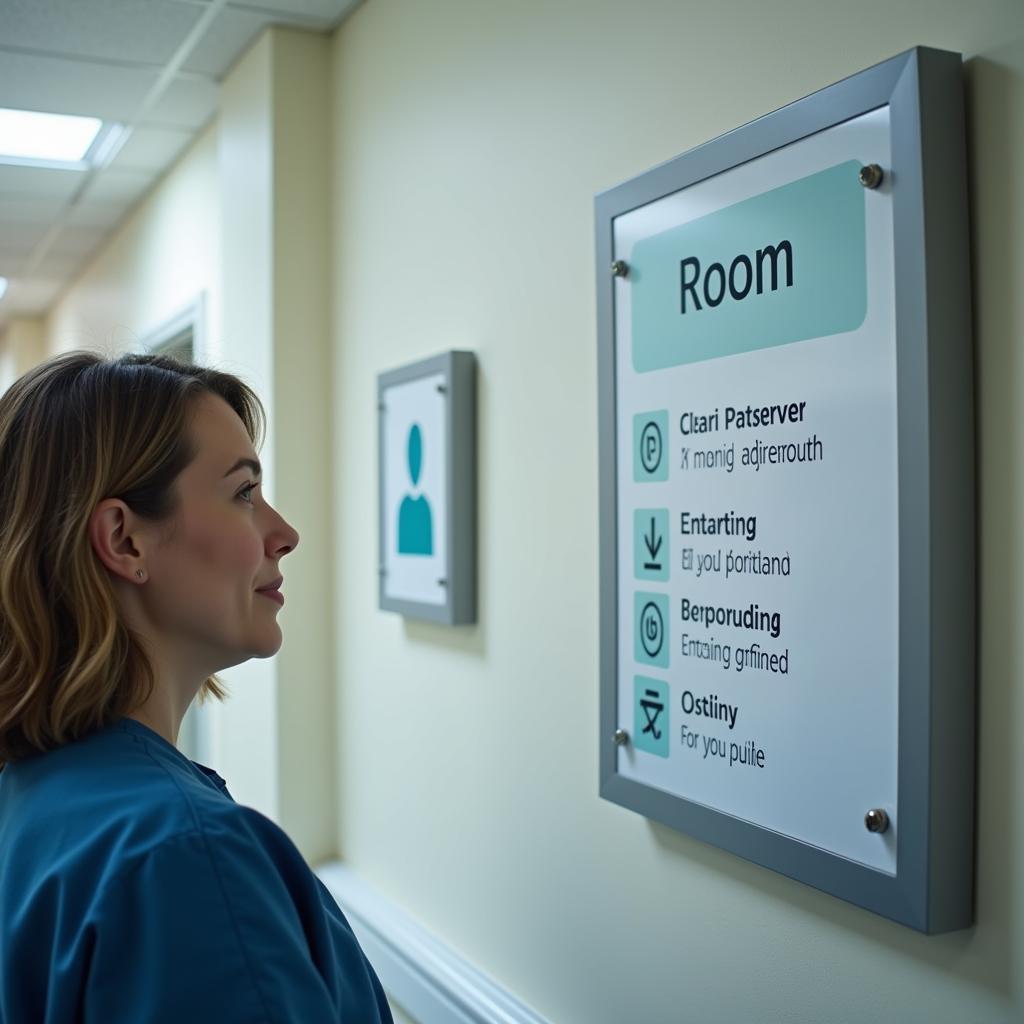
<box><xmin>0</xmin><ymin>350</ymin><xmax>267</xmax><ymax>769</ymax></box>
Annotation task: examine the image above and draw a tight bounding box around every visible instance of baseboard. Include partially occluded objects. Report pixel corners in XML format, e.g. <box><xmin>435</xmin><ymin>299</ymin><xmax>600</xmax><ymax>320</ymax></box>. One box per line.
<box><xmin>315</xmin><ymin>861</ymin><xmax>551</xmax><ymax>1024</ymax></box>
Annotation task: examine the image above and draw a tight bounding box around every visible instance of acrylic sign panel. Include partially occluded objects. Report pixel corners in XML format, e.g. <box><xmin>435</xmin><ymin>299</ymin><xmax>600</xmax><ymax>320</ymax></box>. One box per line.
<box><xmin>613</xmin><ymin>108</ymin><xmax>899</xmax><ymax>873</ymax></box>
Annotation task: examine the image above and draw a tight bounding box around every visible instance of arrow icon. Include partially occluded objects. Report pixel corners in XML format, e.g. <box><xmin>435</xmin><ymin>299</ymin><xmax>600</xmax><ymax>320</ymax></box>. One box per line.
<box><xmin>644</xmin><ymin>518</ymin><xmax>662</xmax><ymax>561</ymax></box>
<box><xmin>635</xmin><ymin>508</ymin><xmax>668</xmax><ymax>580</ymax></box>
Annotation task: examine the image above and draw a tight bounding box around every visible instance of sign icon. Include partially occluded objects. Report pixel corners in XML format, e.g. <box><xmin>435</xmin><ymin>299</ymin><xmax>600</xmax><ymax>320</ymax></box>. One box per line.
<box><xmin>641</xmin><ymin>602</ymin><xmax>663</xmax><ymax>657</ymax></box>
<box><xmin>641</xmin><ymin>690</ymin><xmax>663</xmax><ymax>738</ymax></box>
<box><xmin>634</xmin><ymin>508</ymin><xmax>669</xmax><ymax>581</ymax></box>
<box><xmin>633</xmin><ymin>410</ymin><xmax>669</xmax><ymax>482</ymax></box>
<box><xmin>634</xmin><ymin>591</ymin><xmax>669</xmax><ymax>667</ymax></box>
<box><xmin>398</xmin><ymin>423</ymin><xmax>433</xmax><ymax>555</ymax></box>
<box><xmin>643</xmin><ymin>519</ymin><xmax>662</xmax><ymax>568</ymax></box>
<box><xmin>634</xmin><ymin>676</ymin><xmax>669</xmax><ymax>757</ymax></box>
<box><xmin>641</xmin><ymin>422</ymin><xmax>662</xmax><ymax>473</ymax></box>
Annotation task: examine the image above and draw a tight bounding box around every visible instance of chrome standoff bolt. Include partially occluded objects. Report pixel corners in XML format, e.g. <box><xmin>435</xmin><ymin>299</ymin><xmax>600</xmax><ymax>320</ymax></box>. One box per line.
<box><xmin>859</xmin><ymin>164</ymin><xmax>884</xmax><ymax>189</ymax></box>
<box><xmin>611</xmin><ymin>260</ymin><xmax>629</xmax><ymax>278</ymax></box>
<box><xmin>613</xmin><ymin>728</ymin><xmax>630</xmax><ymax>746</ymax></box>
<box><xmin>865</xmin><ymin>808</ymin><xmax>889</xmax><ymax>833</ymax></box>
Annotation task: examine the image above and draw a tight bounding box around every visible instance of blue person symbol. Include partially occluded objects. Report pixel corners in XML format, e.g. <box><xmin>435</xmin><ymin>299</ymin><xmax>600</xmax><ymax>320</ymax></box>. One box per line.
<box><xmin>398</xmin><ymin>423</ymin><xmax>433</xmax><ymax>556</ymax></box>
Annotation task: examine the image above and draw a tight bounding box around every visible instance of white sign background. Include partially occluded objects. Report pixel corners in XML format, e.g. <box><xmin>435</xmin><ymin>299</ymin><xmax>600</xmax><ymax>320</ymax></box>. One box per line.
<box><xmin>614</xmin><ymin>107</ymin><xmax>899</xmax><ymax>873</ymax></box>
<box><xmin>382</xmin><ymin>372</ymin><xmax>449</xmax><ymax>606</ymax></box>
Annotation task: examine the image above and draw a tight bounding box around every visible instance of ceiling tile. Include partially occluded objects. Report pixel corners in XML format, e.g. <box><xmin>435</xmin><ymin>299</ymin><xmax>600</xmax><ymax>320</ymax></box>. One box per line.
<box><xmin>0</xmin><ymin>163</ymin><xmax>85</xmax><ymax>201</ymax></box>
<box><xmin>0</xmin><ymin>195</ymin><xmax>67</xmax><ymax>224</ymax></box>
<box><xmin>0</xmin><ymin>222</ymin><xmax>49</xmax><ymax>253</ymax></box>
<box><xmin>143</xmin><ymin>75</ymin><xmax>219</xmax><ymax>129</ymax></box>
<box><xmin>0</xmin><ymin>1</ymin><xmax>205</xmax><ymax>67</ymax></box>
<box><xmin>50</xmin><ymin>224</ymin><xmax>109</xmax><ymax>258</ymax></box>
<box><xmin>0</xmin><ymin>248</ymin><xmax>33</xmax><ymax>276</ymax></box>
<box><xmin>64</xmin><ymin>198</ymin><xmax>130</xmax><ymax>231</ymax></box>
<box><xmin>223</xmin><ymin>0</ymin><xmax>356</xmax><ymax>24</ymax></box>
<box><xmin>108</xmin><ymin>126</ymin><xmax>195</xmax><ymax>173</ymax></box>
<box><xmin>33</xmin><ymin>248</ymin><xmax>90</xmax><ymax>280</ymax></box>
<box><xmin>0</xmin><ymin>49</ymin><xmax>160</xmax><ymax>121</ymax></box>
<box><xmin>80</xmin><ymin>167</ymin><xmax>158</xmax><ymax>206</ymax></box>
<box><xmin>181</xmin><ymin>8</ymin><xmax>274</xmax><ymax>77</ymax></box>
<box><xmin>0</xmin><ymin>276</ymin><xmax>65</xmax><ymax>317</ymax></box>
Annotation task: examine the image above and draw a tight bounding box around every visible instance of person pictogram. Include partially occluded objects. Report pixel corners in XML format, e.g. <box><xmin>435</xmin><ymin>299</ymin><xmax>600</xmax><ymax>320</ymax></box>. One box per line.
<box><xmin>397</xmin><ymin>424</ymin><xmax>433</xmax><ymax>555</ymax></box>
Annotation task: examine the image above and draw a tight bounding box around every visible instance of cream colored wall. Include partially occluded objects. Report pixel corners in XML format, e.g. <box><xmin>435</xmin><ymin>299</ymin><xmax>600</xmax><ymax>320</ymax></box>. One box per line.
<box><xmin>330</xmin><ymin>2</ymin><xmax>1024</xmax><ymax>1022</ymax></box>
<box><xmin>268</xmin><ymin>29</ymin><xmax>337</xmax><ymax>864</ymax></box>
<box><xmin>0</xmin><ymin>316</ymin><xmax>46</xmax><ymax>388</ymax></box>
<box><xmin>215</xmin><ymin>27</ymin><xmax>281</xmax><ymax>830</ymax></box>
<box><xmin>39</xmin><ymin>28</ymin><xmax>337</xmax><ymax>864</ymax></box>
<box><xmin>46</xmin><ymin>124</ymin><xmax>221</xmax><ymax>355</ymax></box>
<box><xmin>217</xmin><ymin>26</ymin><xmax>336</xmax><ymax>860</ymax></box>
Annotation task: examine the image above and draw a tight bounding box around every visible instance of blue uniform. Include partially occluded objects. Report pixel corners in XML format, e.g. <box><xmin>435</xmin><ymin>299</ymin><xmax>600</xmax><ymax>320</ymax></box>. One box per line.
<box><xmin>0</xmin><ymin>717</ymin><xmax>393</xmax><ymax>1024</ymax></box>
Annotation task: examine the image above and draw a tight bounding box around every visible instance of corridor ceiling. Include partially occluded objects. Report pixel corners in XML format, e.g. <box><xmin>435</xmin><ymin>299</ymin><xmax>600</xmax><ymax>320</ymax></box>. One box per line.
<box><xmin>0</xmin><ymin>0</ymin><xmax>359</xmax><ymax>334</ymax></box>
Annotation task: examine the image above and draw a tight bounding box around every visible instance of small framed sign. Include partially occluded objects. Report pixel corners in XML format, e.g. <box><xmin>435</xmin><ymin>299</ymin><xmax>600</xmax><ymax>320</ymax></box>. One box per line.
<box><xmin>596</xmin><ymin>47</ymin><xmax>974</xmax><ymax>932</ymax></box>
<box><xmin>378</xmin><ymin>351</ymin><xmax>477</xmax><ymax>625</ymax></box>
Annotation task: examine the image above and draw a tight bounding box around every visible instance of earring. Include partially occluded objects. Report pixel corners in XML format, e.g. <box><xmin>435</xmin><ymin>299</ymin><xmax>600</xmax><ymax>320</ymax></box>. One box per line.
<box><xmin>135</xmin><ymin>569</ymin><xmax>145</xmax><ymax>580</ymax></box>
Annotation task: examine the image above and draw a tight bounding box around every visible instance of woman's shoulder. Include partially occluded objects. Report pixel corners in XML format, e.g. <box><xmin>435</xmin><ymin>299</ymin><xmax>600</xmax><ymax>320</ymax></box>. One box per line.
<box><xmin>0</xmin><ymin>719</ymin><xmax>249</xmax><ymax>906</ymax></box>
<box><xmin>0</xmin><ymin>723</ymin><xmax>393</xmax><ymax>1024</ymax></box>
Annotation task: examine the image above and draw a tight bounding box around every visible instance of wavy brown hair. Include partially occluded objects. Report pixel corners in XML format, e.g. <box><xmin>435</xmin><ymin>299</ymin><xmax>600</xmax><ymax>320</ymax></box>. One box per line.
<box><xmin>0</xmin><ymin>350</ymin><xmax>267</xmax><ymax>769</ymax></box>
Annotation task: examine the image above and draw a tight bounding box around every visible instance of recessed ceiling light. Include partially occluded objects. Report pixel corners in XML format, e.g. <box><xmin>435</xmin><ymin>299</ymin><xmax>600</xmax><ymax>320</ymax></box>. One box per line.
<box><xmin>0</xmin><ymin>107</ymin><xmax>102</xmax><ymax>163</ymax></box>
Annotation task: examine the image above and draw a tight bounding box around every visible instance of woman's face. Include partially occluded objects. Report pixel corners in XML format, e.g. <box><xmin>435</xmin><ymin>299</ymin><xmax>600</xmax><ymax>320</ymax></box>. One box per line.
<box><xmin>136</xmin><ymin>392</ymin><xmax>300</xmax><ymax>673</ymax></box>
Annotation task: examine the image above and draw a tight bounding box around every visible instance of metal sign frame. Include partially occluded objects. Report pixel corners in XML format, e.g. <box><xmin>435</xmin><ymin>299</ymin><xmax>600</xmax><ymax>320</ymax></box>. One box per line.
<box><xmin>595</xmin><ymin>47</ymin><xmax>974</xmax><ymax>933</ymax></box>
<box><xmin>378</xmin><ymin>350</ymin><xmax>477</xmax><ymax>625</ymax></box>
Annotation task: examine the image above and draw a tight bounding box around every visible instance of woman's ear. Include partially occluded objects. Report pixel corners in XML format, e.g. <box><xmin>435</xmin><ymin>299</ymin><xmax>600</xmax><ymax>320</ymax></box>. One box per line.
<box><xmin>89</xmin><ymin>499</ymin><xmax>146</xmax><ymax>584</ymax></box>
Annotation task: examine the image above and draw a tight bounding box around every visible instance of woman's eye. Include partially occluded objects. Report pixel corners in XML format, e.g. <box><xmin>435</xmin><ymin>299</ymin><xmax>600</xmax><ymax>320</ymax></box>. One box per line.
<box><xmin>238</xmin><ymin>482</ymin><xmax>258</xmax><ymax>505</ymax></box>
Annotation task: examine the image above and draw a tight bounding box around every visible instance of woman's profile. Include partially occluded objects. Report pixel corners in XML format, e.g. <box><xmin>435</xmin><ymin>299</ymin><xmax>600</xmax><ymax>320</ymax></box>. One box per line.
<box><xmin>0</xmin><ymin>351</ymin><xmax>393</xmax><ymax>1022</ymax></box>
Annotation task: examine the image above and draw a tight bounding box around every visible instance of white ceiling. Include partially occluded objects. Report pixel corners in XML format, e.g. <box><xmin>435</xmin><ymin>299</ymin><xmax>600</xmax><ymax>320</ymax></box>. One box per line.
<box><xmin>0</xmin><ymin>0</ymin><xmax>359</xmax><ymax>332</ymax></box>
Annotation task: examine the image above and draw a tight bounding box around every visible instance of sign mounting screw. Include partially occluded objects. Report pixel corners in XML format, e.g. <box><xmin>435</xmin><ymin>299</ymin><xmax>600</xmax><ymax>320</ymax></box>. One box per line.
<box><xmin>859</xmin><ymin>164</ymin><xmax>884</xmax><ymax>189</ymax></box>
<box><xmin>865</xmin><ymin>808</ymin><xmax>889</xmax><ymax>833</ymax></box>
<box><xmin>613</xmin><ymin>728</ymin><xmax>629</xmax><ymax>746</ymax></box>
<box><xmin>611</xmin><ymin>260</ymin><xmax>629</xmax><ymax>278</ymax></box>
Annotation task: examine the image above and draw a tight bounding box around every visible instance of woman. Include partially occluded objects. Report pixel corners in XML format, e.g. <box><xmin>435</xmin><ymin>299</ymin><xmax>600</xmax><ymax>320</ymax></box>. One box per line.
<box><xmin>0</xmin><ymin>351</ymin><xmax>393</xmax><ymax>1023</ymax></box>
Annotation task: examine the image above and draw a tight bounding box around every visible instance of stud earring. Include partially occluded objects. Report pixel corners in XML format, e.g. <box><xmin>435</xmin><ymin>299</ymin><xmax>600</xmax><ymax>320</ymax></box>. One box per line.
<box><xmin>135</xmin><ymin>569</ymin><xmax>145</xmax><ymax>580</ymax></box>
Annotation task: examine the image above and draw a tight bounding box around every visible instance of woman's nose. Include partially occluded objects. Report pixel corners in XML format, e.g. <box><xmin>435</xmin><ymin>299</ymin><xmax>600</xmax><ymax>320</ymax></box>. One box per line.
<box><xmin>267</xmin><ymin>508</ymin><xmax>299</xmax><ymax>555</ymax></box>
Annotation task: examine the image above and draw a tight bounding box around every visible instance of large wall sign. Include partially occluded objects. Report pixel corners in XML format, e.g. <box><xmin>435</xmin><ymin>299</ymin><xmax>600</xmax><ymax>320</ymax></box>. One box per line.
<box><xmin>378</xmin><ymin>351</ymin><xmax>477</xmax><ymax>625</ymax></box>
<box><xmin>595</xmin><ymin>47</ymin><xmax>975</xmax><ymax>932</ymax></box>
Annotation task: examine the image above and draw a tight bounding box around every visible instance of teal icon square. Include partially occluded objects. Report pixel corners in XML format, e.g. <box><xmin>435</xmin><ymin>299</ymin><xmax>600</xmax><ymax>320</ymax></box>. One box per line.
<box><xmin>634</xmin><ymin>676</ymin><xmax>669</xmax><ymax>757</ymax></box>
<box><xmin>633</xmin><ymin>410</ymin><xmax>669</xmax><ymax>481</ymax></box>
<box><xmin>634</xmin><ymin>591</ymin><xmax>669</xmax><ymax>668</ymax></box>
<box><xmin>634</xmin><ymin>508</ymin><xmax>669</xmax><ymax>581</ymax></box>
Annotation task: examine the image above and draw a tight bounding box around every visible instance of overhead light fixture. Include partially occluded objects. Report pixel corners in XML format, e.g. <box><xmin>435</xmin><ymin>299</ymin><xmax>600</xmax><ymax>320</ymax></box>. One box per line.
<box><xmin>0</xmin><ymin>107</ymin><xmax>121</xmax><ymax>170</ymax></box>
<box><xmin>0</xmin><ymin>107</ymin><xmax>101</xmax><ymax>161</ymax></box>
<box><xmin>89</xmin><ymin>123</ymin><xmax>129</xmax><ymax>168</ymax></box>
<box><xmin>0</xmin><ymin>278</ymin><xmax>7</xmax><ymax>303</ymax></box>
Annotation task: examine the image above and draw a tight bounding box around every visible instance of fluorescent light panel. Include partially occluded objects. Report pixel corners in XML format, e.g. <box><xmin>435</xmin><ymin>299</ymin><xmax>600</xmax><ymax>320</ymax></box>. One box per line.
<box><xmin>0</xmin><ymin>107</ymin><xmax>102</xmax><ymax>163</ymax></box>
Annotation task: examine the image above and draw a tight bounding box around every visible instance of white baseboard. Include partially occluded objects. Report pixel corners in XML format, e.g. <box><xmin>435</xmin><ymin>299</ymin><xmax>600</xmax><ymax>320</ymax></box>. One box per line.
<box><xmin>315</xmin><ymin>861</ymin><xmax>551</xmax><ymax>1024</ymax></box>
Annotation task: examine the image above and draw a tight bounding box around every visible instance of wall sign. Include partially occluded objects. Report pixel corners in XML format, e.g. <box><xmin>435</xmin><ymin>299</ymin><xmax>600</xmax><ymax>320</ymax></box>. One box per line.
<box><xmin>378</xmin><ymin>351</ymin><xmax>477</xmax><ymax>625</ymax></box>
<box><xmin>596</xmin><ymin>47</ymin><xmax>975</xmax><ymax>932</ymax></box>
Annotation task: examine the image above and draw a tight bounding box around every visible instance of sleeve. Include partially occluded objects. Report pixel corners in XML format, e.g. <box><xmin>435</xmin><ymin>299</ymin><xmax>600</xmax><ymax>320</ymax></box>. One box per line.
<box><xmin>82</xmin><ymin>825</ymin><xmax>347</xmax><ymax>1024</ymax></box>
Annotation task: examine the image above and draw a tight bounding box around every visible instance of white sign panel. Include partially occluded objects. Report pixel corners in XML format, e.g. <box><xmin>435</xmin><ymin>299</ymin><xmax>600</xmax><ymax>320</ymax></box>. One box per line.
<box><xmin>382</xmin><ymin>372</ymin><xmax>449</xmax><ymax>607</ymax></box>
<box><xmin>614</xmin><ymin>108</ymin><xmax>899</xmax><ymax>873</ymax></box>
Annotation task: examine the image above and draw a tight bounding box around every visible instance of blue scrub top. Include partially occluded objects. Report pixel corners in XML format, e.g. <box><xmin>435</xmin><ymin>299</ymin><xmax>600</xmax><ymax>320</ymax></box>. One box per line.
<box><xmin>0</xmin><ymin>717</ymin><xmax>393</xmax><ymax>1024</ymax></box>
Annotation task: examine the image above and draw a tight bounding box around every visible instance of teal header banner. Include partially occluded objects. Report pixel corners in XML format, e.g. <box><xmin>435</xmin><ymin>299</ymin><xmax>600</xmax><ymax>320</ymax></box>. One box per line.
<box><xmin>629</xmin><ymin>161</ymin><xmax>867</xmax><ymax>373</ymax></box>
